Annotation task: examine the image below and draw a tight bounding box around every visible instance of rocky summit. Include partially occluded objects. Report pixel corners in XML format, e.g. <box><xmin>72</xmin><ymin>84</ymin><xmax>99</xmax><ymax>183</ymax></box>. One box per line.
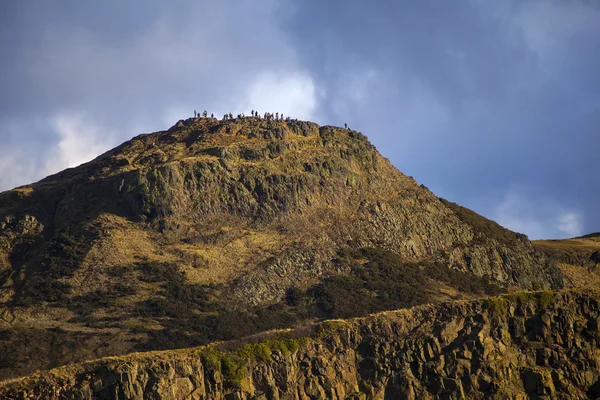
<box><xmin>0</xmin><ymin>116</ymin><xmax>591</xmax><ymax>398</ymax></box>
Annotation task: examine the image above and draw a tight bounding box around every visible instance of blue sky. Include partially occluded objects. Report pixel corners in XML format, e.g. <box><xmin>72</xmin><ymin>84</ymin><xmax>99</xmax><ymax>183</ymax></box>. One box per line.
<box><xmin>1</xmin><ymin>0</ymin><xmax>598</xmax><ymax>239</ymax></box>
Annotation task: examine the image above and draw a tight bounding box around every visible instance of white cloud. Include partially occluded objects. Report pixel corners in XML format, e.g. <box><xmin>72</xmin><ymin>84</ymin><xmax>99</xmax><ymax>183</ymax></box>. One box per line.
<box><xmin>0</xmin><ymin>118</ymin><xmax>51</xmax><ymax>191</ymax></box>
<box><xmin>0</xmin><ymin>114</ymin><xmax>121</xmax><ymax>192</ymax></box>
<box><xmin>0</xmin><ymin>151</ymin><xmax>40</xmax><ymax>191</ymax></box>
<box><xmin>557</xmin><ymin>212</ymin><xmax>583</xmax><ymax>237</ymax></box>
<box><xmin>239</xmin><ymin>71</ymin><xmax>317</xmax><ymax>120</ymax></box>
<box><xmin>494</xmin><ymin>191</ymin><xmax>545</xmax><ymax>239</ymax></box>
<box><xmin>327</xmin><ymin>66</ymin><xmax>449</xmax><ymax>136</ymax></box>
<box><xmin>44</xmin><ymin>114</ymin><xmax>117</xmax><ymax>176</ymax></box>
<box><xmin>492</xmin><ymin>186</ymin><xmax>584</xmax><ymax>239</ymax></box>
<box><xmin>0</xmin><ymin>1</ymin><xmax>317</xmax><ymax>191</ymax></box>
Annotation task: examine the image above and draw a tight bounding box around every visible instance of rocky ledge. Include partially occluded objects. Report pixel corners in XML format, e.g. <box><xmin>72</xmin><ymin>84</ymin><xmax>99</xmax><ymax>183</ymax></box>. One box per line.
<box><xmin>2</xmin><ymin>289</ymin><xmax>600</xmax><ymax>399</ymax></box>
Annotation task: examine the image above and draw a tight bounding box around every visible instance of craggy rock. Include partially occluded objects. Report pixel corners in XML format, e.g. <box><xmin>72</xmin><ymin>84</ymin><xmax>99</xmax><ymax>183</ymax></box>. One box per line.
<box><xmin>2</xmin><ymin>290</ymin><xmax>600</xmax><ymax>399</ymax></box>
<box><xmin>0</xmin><ymin>118</ymin><xmax>563</xmax><ymax>306</ymax></box>
<box><xmin>0</xmin><ymin>118</ymin><xmax>565</xmax><ymax>380</ymax></box>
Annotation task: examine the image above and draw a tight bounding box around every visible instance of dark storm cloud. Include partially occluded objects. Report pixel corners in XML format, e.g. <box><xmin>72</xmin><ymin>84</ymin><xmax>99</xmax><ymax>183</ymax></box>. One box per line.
<box><xmin>0</xmin><ymin>1</ymin><xmax>598</xmax><ymax>239</ymax></box>
<box><xmin>284</xmin><ymin>0</ymin><xmax>600</xmax><ymax>238</ymax></box>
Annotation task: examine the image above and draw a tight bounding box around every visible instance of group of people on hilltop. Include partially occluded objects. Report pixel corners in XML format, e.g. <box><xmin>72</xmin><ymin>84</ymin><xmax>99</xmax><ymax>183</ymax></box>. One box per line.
<box><xmin>192</xmin><ymin>108</ymin><xmax>351</xmax><ymax>130</ymax></box>
<box><xmin>194</xmin><ymin>109</ymin><xmax>215</xmax><ymax>119</ymax></box>
<box><xmin>254</xmin><ymin>110</ymin><xmax>289</xmax><ymax>121</ymax></box>
<box><xmin>194</xmin><ymin>109</ymin><xmax>293</xmax><ymax>122</ymax></box>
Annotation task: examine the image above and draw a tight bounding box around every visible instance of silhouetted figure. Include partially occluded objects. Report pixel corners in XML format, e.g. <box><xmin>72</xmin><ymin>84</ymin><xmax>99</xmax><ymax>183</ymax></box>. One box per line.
<box><xmin>211</xmin><ymin>113</ymin><xmax>214</xmax><ymax>118</ymax></box>
<box><xmin>344</xmin><ymin>123</ymin><xmax>347</xmax><ymax>129</ymax></box>
<box><xmin>203</xmin><ymin>110</ymin><xmax>208</xmax><ymax>118</ymax></box>
<box><xmin>194</xmin><ymin>109</ymin><xmax>197</xmax><ymax>118</ymax></box>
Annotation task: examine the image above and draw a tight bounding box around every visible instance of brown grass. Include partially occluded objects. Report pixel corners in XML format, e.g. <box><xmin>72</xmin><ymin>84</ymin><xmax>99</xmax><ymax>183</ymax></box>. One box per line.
<box><xmin>175</xmin><ymin>228</ymin><xmax>286</xmax><ymax>284</ymax></box>
<box><xmin>533</xmin><ymin>237</ymin><xmax>600</xmax><ymax>251</ymax></box>
<box><xmin>556</xmin><ymin>263</ymin><xmax>600</xmax><ymax>289</ymax></box>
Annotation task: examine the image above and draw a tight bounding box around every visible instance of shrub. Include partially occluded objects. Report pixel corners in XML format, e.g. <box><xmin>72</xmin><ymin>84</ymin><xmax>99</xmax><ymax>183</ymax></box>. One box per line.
<box><xmin>537</xmin><ymin>291</ymin><xmax>555</xmax><ymax>308</ymax></box>
<box><xmin>16</xmin><ymin>229</ymin><xmax>93</xmax><ymax>306</ymax></box>
<box><xmin>135</xmin><ymin>247</ymin><xmax>506</xmax><ymax>354</ymax></box>
<box><xmin>482</xmin><ymin>297</ymin><xmax>509</xmax><ymax>315</ymax></box>
<box><xmin>308</xmin><ymin>248</ymin><xmax>504</xmax><ymax>319</ymax></box>
<box><xmin>422</xmin><ymin>261</ymin><xmax>506</xmax><ymax>295</ymax></box>
<box><xmin>316</xmin><ymin>320</ymin><xmax>349</xmax><ymax>339</ymax></box>
<box><xmin>221</xmin><ymin>354</ymin><xmax>246</xmax><ymax>389</ymax></box>
<box><xmin>591</xmin><ymin>250</ymin><xmax>600</xmax><ymax>265</ymax></box>
<box><xmin>235</xmin><ymin>343</ymin><xmax>272</xmax><ymax>363</ymax></box>
<box><xmin>201</xmin><ymin>346</ymin><xmax>222</xmax><ymax>370</ymax></box>
<box><xmin>134</xmin><ymin>261</ymin><xmax>215</xmax><ymax>318</ymax></box>
<box><xmin>285</xmin><ymin>286</ymin><xmax>307</xmax><ymax>307</ymax></box>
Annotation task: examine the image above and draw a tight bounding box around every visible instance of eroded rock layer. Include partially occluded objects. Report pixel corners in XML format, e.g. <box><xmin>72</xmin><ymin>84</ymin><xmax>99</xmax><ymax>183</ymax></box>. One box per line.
<box><xmin>2</xmin><ymin>290</ymin><xmax>599</xmax><ymax>399</ymax></box>
<box><xmin>0</xmin><ymin>118</ymin><xmax>565</xmax><ymax>380</ymax></box>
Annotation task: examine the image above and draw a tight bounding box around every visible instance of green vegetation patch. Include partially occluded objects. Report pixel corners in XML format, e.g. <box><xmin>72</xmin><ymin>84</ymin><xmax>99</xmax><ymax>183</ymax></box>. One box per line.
<box><xmin>235</xmin><ymin>342</ymin><xmax>273</xmax><ymax>363</ymax></box>
<box><xmin>296</xmin><ymin>248</ymin><xmax>506</xmax><ymax>319</ymax></box>
<box><xmin>234</xmin><ymin>335</ymin><xmax>311</xmax><ymax>363</ymax></box>
<box><xmin>200</xmin><ymin>347</ymin><xmax>246</xmax><ymax>389</ymax></box>
<box><xmin>16</xmin><ymin>228</ymin><xmax>95</xmax><ymax>306</ymax></box>
<box><xmin>485</xmin><ymin>291</ymin><xmax>557</xmax><ymax>317</ymax></box>
<box><xmin>316</xmin><ymin>320</ymin><xmax>350</xmax><ymax>339</ymax></box>
<box><xmin>137</xmin><ymin>248</ymin><xmax>505</xmax><ymax>357</ymax></box>
<box><xmin>537</xmin><ymin>291</ymin><xmax>556</xmax><ymax>307</ymax></box>
<box><xmin>482</xmin><ymin>297</ymin><xmax>510</xmax><ymax>315</ymax></box>
<box><xmin>135</xmin><ymin>260</ymin><xmax>216</xmax><ymax>318</ymax></box>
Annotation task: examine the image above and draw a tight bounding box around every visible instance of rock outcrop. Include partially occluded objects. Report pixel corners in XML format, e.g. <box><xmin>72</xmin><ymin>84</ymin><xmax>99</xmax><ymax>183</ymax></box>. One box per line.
<box><xmin>0</xmin><ymin>118</ymin><xmax>562</xmax><ymax>304</ymax></box>
<box><xmin>0</xmin><ymin>117</ymin><xmax>565</xmax><ymax>380</ymax></box>
<box><xmin>2</xmin><ymin>290</ymin><xmax>599</xmax><ymax>399</ymax></box>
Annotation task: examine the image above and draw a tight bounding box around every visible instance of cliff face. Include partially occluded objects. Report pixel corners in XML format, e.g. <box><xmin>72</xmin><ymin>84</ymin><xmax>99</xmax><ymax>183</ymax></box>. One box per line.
<box><xmin>0</xmin><ymin>117</ymin><xmax>564</xmax><ymax>379</ymax></box>
<box><xmin>0</xmin><ymin>118</ymin><xmax>562</xmax><ymax>302</ymax></box>
<box><xmin>2</xmin><ymin>290</ymin><xmax>599</xmax><ymax>399</ymax></box>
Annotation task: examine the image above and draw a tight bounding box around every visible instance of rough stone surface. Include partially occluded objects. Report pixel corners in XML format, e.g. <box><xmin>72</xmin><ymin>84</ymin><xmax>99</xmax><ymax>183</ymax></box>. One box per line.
<box><xmin>2</xmin><ymin>290</ymin><xmax>600</xmax><ymax>399</ymax></box>
<box><xmin>0</xmin><ymin>118</ymin><xmax>563</xmax><ymax>306</ymax></box>
<box><xmin>0</xmin><ymin>117</ymin><xmax>566</xmax><ymax>380</ymax></box>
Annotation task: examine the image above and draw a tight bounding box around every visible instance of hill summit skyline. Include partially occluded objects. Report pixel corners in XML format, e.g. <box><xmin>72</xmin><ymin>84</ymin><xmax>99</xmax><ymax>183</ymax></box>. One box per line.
<box><xmin>3</xmin><ymin>2</ymin><xmax>600</xmax><ymax>239</ymax></box>
<box><xmin>0</xmin><ymin>116</ymin><xmax>567</xmax><ymax>378</ymax></box>
<box><xmin>1</xmin><ymin>116</ymin><xmax>600</xmax><ymax>398</ymax></box>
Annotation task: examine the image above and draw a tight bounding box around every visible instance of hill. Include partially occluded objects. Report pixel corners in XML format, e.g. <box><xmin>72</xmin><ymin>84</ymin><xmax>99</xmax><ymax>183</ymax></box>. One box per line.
<box><xmin>0</xmin><ymin>117</ymin><xmax>563</xmax><ymax>380</ymax></box>
<box><xmin>533</xmin><ymin>234</ymin><xmax>600</xmax><ymax>290</ymax></box>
